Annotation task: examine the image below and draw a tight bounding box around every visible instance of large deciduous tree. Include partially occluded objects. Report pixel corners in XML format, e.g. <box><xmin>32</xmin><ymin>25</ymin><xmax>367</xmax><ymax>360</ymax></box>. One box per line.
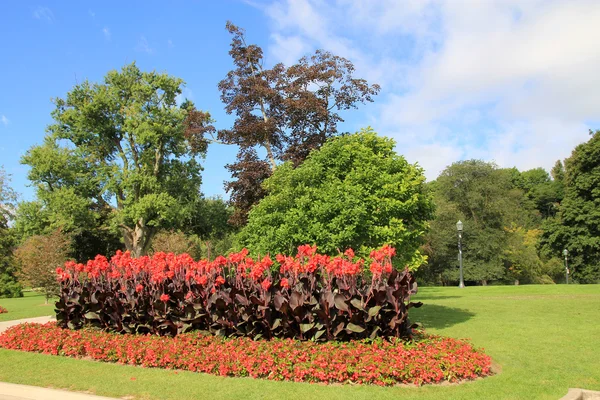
<box><xmin>541</xmin><ymin>130</ymin><xmax>600</xmax><ymax>283</ymax></box>
<box><xmin>424</xmin><ymin>160</ymin><xmax>538</xmax><ymax>285</ymax></box>
<box><xmin>206</xmin><ymin>22</ymin><xmax>380</xmax><ymax>226</ymax></box>
<box><xmin>0</xmin><ymin>167</ymin><xmax>22</xmax><ymax>298</ymax></box>
<box><xmin>238</xmin><ymin>129</ymin><xmax>434</xmax><ymax>268</ymax></box>
<box><xmin>510</xmin><ymin>167</ymin><xmax>564</xmax><ymax>219</ymax></box>
<box><xmin>22</xmin><ymin>63</ymin><xmax>212</xmax><ymax>257</ymax></box>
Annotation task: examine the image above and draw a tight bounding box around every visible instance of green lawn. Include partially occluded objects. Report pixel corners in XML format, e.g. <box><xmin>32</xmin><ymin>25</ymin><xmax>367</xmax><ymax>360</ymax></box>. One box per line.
<box><xmin>0</xmin><ymin>285</ymin><xmax>599</xmax><ymax>400</ymax></box>
<box><xmin>0</xmin><ymin>291</ymin><xmax>55</xmax><ymax>322</ymax></box>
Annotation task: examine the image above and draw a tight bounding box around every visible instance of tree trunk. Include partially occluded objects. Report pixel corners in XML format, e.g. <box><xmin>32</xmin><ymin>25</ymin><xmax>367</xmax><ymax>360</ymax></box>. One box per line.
<box><xmin>263</xmin><ymin>140</ymin><xmax>277</xmax><ymax>171</ymax></box>
<box><xmin>514</xmin><ymin>279</ymin><xmax>520</xmax><ymax>286</ymax></box>
<box><xmin>481</xmin><ymin>280</ymin><xmax>488</xmax><ymax>286</ymax></box>
<box><xmin>121</xmin><ymin>218</ymin><xmax>155</xmax><ymax>257</ymax></box>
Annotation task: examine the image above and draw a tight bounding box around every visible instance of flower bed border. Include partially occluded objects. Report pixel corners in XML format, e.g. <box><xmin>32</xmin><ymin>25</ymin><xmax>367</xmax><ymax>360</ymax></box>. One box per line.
<box><xmin>0</xmin><ymin>323</ymin><xmax>492</xmax><ymax>386</ymax></box>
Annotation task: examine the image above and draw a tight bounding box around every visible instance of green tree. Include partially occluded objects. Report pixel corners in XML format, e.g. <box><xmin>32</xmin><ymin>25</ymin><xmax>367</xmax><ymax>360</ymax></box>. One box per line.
<box><xmin>510</xmin><ymin>167</ymin><xmax>563</xmax><ymax>218</ymax></box>
<box><xmin>417</xmin><ymin>193</ymin><xmax>460</xmax><ymax>285</ymax></box>
<box><xmin>503</xmin><ymin>227</ymin><xmax>543</xmax><ymax>285</ymax></box>
<box><xmin>541</xmin><ymin>130</ymin><xmax>600</xmax><ymax>283</ymax></box>
<box><xmin>182</xmin><ymin>197</ymin><xmax>236</xmax><ymax>259</ymax></box>
<box><xmin>0</xmin><ymin>167</ymin><xmax>22</xmax><ymax>297</ymax></box>
<box><xmin>238</xmin><ymin>128</ymin><xmax>434</xmax><ymax>268</ymax></box>
<box><xmin>13</xmin><ymin>144</ymin><xmax>122</xmax><ymax>262</ymax></box>
<box><xmin>21</xmin><ymin>63</ymin><xmax>212</xmax><ymax>257</ymax></box>
<box><xmin>427</xmin><ymin>160</ymin><xmax>538</xmax><ymax>285</ymax></box>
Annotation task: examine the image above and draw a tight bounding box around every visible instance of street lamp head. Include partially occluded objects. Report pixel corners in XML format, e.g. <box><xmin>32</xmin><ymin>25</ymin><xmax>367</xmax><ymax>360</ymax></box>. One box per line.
<box><xmin>563</xmin><ymin>248</ymin><xmax>568</xmax><ymax>257</ymax></box>
<box><xmin>456</xmin><ymin>220</ymin><xmax>463</xmax><ymax>232</ymax></box>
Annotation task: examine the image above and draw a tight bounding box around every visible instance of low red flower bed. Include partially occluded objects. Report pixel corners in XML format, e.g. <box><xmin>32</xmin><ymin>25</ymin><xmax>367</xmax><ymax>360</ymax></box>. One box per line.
<box><xmin>0</xmin><ymin>323</ymin><xmax>492</xmax><ymax>386</ymax></box>
<box><xmin>0</xmin><ymin>305</ymin><xmax>7</xmax><ymax>314</ymax></box>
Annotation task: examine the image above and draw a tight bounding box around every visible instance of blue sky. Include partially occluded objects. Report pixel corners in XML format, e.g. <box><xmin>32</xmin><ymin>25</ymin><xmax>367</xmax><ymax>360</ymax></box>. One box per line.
<box><xmin>1</xmin><ymin>1</ymin><xmax>599</xmax><ymax>202</ymax></box>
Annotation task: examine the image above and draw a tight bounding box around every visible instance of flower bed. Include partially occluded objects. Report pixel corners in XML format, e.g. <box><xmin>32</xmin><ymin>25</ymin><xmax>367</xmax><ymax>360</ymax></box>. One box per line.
<box><xmin>0</xmin><ymin>305</ymin><xmax>7</xmax><ymax>314</ymax></box>
<box><xmin>0</xmin><ymin>323</ymin><xmax>492</xmax><ymax>386</ymax></box>
<box><xmin>56</xmin><ymin>245</ymin><xmax>423</xmax><ymax>340</ymax></box>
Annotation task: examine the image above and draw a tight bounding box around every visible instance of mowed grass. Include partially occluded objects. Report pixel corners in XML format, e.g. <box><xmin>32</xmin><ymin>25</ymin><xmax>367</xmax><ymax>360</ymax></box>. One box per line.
<box><xmin>0</xmin><ymin>285</ymin><xmax>598</xmax><ymax>400</ymax></box>
<box><xmin>0</xmin><ymin>291</ymin><xmax>55</xmax><ymax>322</ymax></box>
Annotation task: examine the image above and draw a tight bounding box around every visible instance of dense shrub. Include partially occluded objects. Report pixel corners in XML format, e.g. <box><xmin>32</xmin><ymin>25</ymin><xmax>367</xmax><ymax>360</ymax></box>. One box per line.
<box><xmin>55</xmin><ymin>245</ymin><xmax>422</xmax><ymax>340</ymax></box>
<box><xmin>0</xmin><ymin>305</ymin><xmax>7</xmax><ymax>314</ymax></box>
<box><xmin>0</xmin><ymin>323</ymin><xmax>492</xmax><ymax>386</ymax></box>
<box><xmin>238</xmin><ymin>130</ymin><xmax>434</xmax><ymax>267</ymax></box>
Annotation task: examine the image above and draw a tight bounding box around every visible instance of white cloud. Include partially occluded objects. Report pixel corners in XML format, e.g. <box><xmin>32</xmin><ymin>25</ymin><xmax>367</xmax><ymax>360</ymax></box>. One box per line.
<box><xmin>269</xmin><ymin>34</ymin><xmax>311</xmax><ymax>65</ymax></box>
<box><xmin>1</xmin><ymin>115</ymin><xmax>9</xmax><ymax>126</ymax></box>
<box><xmin>32</xmin><ymin>6</ymin><xmax>54</xmax><ymax>22</ymax></box>
<box><xmin>88</xmin><ymin>10</ymin><xmax>95</xmax><ymax>18</ymax></box>
<box><xmin>102</xmin><ymin>27</ymin><xmax>111</xmax><ymax>40</ymax></box>
<box><xmin>176</xmin><ymin>87</ymin><xmax>194</xmax><ymax>106</ymax></box>
<box><xmin>135</xmin><ymin>36</ymin><xmax>154</xmax><ymax>54</ymax></box>
<box><xmin>263</xmin><ymin>0</ymin><xmax>600</xmax><ymax>178</ymax></box>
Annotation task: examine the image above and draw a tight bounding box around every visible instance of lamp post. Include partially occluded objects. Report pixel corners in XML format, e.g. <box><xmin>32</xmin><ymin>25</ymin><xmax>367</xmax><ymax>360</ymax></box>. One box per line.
<box><xmin>457</xmin><ymin>220</ymin><xmax>465</xmax><ymax>288</ymax></box>
<box><xmin>563</xmin><ymin>249</ymin><xmax>569</xmax><ymax>285</ymax></box>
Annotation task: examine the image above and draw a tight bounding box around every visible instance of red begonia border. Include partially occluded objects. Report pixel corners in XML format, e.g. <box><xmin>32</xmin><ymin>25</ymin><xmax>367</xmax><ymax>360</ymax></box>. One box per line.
<box><xmin>0</xmin><ymin>323</ymin><xmax>492</xmax><ymax>386</ymax></box>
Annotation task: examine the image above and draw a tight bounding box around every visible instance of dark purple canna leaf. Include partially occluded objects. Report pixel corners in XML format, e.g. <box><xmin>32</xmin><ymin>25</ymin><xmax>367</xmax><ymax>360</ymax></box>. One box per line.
<box><xmin>334</xmin><ymin>294</ymin><xmax>349</xmax><ymax>311</ymax></box>
<box><xmin>289</xmin><ymin>291</ymin><xmax>303</xmax><ymax>310</ymax></box>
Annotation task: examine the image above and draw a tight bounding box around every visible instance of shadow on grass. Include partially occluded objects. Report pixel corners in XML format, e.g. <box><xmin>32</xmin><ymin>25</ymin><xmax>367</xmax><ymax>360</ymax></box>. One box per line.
<box><xmin>413</xmin><ymin>295</ymin><xmax>463</xmax><ymax>301</ymax></box>
<box><xmin>410</xmin><ymin>304</ymin><xmax>475</xmax><ymax>330</ymax></box>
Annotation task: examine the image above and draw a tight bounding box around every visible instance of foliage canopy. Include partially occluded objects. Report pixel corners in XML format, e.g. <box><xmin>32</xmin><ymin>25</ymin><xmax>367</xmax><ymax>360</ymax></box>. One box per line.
<box><xmin>239</xmin><ymin>129</ymin><xmax>434</xmax><ymax>267</ymax></box>
<box><xmin>21</xmin><ymin>63</ymin><xmax>212</xmax><ymax>257</ymax></box>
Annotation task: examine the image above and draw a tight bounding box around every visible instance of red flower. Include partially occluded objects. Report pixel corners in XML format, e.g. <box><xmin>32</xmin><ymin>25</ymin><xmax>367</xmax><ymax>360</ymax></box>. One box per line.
<box><xmin>280</xmin><ymin>278</ymin><xmax>290</xmax><ymax>289</ymax></box>
<box><xmin>197</xmin><ymin>275</ymin><xmax>208</xmax><ymax>286</ymax></box>
<box><xmin>370</xmin><ymin>261</ymin><xmax>383</xmax><ymax>277</ymax></box>
<box><xmin>135</xmin><ymin>284</ymin><xmax>143</xmax><ymax>293</ymax></box>
<box><xmin>261</xmin><ymin>278</ymin><xmax>272</xmax><ymax>291</ymax></box>
<box><xmin>261</xmin><ymin>255</ymin><xmax>273</xmax><ymax>268</ymax></box>
<box><xmin>344</xmin><ymin>248</ymin><xmax>355</xmax><ymax>259</ymax></box>
<box><xmin>0</xmin><ymin>324</ymin><xmax>492</xmax><ymax>387</ymax></box>
<box><xmin>160</xmin><ymin>294</ymin><xmax>170</xmax><ymax>302</ymax></box>
<box><xmin>215</xmin><ymin>276</ymin><xmax>225</xmax><ymax>286</ymax></box>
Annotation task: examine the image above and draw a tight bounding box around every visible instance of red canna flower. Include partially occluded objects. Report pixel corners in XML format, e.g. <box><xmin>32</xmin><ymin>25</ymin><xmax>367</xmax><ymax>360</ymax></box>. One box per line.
<box><xmin>160</xmin><ymin>294</ymin><xmax>170</xmax><ymax>302</ymax></box>
<box><xmin>135</xmin><ymin>284</ymin><xmax>144</xmax><ymax>293</ymax></box>
<box><xmin>344</xmin><ymin>248</ymin><xmax>355</xmax><ymax>259</ymax></box>
<box><xmin>197</xmin><ymin>275</ymin><xmax>208</xmax><ymax>286</ymax></box>
<box><xmin>261</xmin><ymin>278</ymin><xmax>272</xmax><ymax>291</ymax></box>
<box><xmin>280</xmin><ymin>278</ymin><xmax>290</xmax><ymax>289</ymax></box>
<box><xmin>215</xmin><ymin>276</ymin><xmax>225</xmax><ymax>286</ymax></box>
